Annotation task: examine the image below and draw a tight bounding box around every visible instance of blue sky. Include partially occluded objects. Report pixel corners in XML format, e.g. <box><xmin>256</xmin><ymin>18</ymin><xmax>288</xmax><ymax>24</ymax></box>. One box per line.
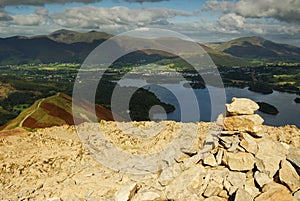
<box><xmin>0</xmin><ymin>0</ymin><xmax>299</xmax><ymax>46</ymax></box>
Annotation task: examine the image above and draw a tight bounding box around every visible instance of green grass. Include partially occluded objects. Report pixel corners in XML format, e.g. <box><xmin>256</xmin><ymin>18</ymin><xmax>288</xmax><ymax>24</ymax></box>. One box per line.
<box><xmin>13</xmin><ymin>104</ymin><xmax>30</xmax><ymax>112</ymax></box>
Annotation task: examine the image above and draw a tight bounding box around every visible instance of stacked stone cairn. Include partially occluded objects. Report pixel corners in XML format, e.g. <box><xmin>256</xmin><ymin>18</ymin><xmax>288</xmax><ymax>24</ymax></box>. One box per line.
<box><xmin>199</xmin><ymin>97</ymin><xmax>300</xmax><ymax>201</ymax></box>
<box><xmin>115</xmin><ymin>98</ymin><xmax>300</xmax><ymax>201</ymax></box>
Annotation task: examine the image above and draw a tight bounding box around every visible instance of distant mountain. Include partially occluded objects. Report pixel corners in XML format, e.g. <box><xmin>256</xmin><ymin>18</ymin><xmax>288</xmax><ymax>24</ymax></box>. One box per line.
<box><xmin>0</xmin><ymin>30</ymin><xmax>299</xmax><ymax>66</ymax></box>
<box><xmin>47</xmin><ymin>29</ymin><xmax>112</xmax><ymax>44</ymax></box>
<box><xmin>0</xmin><ymin>29</ymin><xmax>171</xmax><ymax>65</ymax></box>
<box><xmin>0</xmin><ymin>30</ymin><xmax>110</xmax><ymax>65</ymax></box>
<box><xmin>205</xmin><ymin>36</ymin><xmax>300</xmax><ymax>64</ymax></box>
<box><xmin>0</xmin><ymin>93</ymin><xmax>122</xmax><ymax>130</ymax></box>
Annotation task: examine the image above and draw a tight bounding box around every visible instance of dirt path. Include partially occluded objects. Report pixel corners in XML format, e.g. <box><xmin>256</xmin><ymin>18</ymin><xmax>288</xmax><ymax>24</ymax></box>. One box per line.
<box><xmin>19</xmin><ymin>98</ymin><xmax>45</xmax><ymax>128</ymax></box>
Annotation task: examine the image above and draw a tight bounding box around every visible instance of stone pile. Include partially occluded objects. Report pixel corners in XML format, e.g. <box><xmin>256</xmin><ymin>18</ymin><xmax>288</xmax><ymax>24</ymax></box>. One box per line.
<box><xmin>122</xmin><ymin>97</ymin><xmax>299</xmax><ymax>201</ymax></box>
<box><xmin>1</xmin><ymin>98</ymin><xmax>299</xmax><ymax>201</ymax></box>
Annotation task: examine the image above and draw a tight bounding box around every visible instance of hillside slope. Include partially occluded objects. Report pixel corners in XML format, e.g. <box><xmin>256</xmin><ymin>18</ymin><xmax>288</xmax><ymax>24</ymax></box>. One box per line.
<box><xmin>0</xmin><ymin>93</ymin><xmax>121</xmax><ymax>130</ymax></box>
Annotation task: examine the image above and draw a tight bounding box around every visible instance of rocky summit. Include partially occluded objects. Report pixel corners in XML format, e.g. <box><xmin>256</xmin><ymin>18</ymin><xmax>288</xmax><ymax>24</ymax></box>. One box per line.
<box><xmin>0</xmin><ymin>98</ymin><xmax>299</xmax><ymax>201</ymax></box>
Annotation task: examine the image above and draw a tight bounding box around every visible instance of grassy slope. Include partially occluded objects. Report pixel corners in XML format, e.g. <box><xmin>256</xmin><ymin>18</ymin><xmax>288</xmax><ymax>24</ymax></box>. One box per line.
<box><xmin>1</xmin><ymin>93</ymin><xmax>117</xmax><ymax>131</ymax></box>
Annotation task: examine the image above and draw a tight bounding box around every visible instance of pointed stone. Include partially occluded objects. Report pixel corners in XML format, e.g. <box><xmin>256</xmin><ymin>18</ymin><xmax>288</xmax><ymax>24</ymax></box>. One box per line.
<box><xmin>240</xmin><ymin>132</ymin><xmax>258</xmax><ymax>154</ymax></box>
<box><xmin>254</xmin><ymin>172</ymin><xmax>272</xmax><ymax>189</ymax></box>
<box><xmin>279</xmin><ymin>160</ymin><xmax>300</xmax><ymax>192</ymax></box>
<box><xmin>293</xmin><ymin>190</ymin><xmax>300</xmax><ymax>201</ymax></box>
<box><xmin>216</xmin><ymin>149</ymin><xmax>224</xmax><ymax>165</ymax></box>
<box><xmin>115</xmin><ymin>183</ymin><xmax>137</xmax><ymax>201</ymax></box>
<box><xmin>287</xmin><ymin>147</ymin><xmax>300</xmax><ymax>171</ymax></box>
<box><xmin>234</xmin><ymin>188</ymin><xmax>253</xmax><ymax>201</ymax></box>
<box><xmin>244</xmin><ymin>178</ymin><xmax>260</xmax><ymax>198</ymax></box>
<box><xmin>203</xmin><ymin>153</ymin><xmax>218</xmax><ymax>167</ymax></box>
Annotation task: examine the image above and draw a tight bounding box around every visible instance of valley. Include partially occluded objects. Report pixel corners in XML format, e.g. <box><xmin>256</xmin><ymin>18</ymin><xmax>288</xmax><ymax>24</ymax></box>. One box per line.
<box><xmin>0</xmin><ymin>30</ymin><xmax>300</xmax><ymax>128</ymax></box>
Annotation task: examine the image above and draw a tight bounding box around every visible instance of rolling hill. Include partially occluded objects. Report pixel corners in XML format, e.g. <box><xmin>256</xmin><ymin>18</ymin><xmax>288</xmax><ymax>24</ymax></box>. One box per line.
<box><xmin>206</xmin><ymin>36</ymin><xmax>300</xmax><ymax>62</ymax></box>
<box><xmin>0</xmin><ymin>30</ymin><xmax>300</xmax><ymax>66</ymax></box>
<box><xmin>0</xmin><ymin>92</ymin><xmax>122</xmax><ymax>131</ymax></box>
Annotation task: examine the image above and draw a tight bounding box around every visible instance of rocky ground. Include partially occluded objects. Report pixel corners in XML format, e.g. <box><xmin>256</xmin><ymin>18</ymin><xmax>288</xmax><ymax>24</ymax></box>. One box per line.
<box><xmin>0</xmin><ymin>98</ymin><xmax>299</xmax><ymax>201</ymax></box>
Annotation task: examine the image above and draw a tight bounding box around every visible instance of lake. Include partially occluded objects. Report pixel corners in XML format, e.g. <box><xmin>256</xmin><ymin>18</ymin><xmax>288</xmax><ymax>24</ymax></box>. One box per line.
<box><xmin>117</xmin><ymin>79</ymin><xmax>300</xmax><ymax>128</ymax></box>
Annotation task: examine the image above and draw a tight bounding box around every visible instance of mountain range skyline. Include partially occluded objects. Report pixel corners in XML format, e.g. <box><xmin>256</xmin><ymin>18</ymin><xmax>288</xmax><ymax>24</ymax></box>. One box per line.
<box><xmin>0</xmin><ymin>0</ymin><xmax>299</xmax><ymax>46</ymax></box>
<box><xmin>1</xmin><ymin>29</ymin><xmax>300</xmax><ymax>66</ymax></box>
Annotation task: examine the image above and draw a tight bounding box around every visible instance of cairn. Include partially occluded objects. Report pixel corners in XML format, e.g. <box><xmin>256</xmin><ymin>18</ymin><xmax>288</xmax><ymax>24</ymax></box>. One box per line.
<box><xmin>155</xmin><ymin>97</ymin><xmax>299</xmax><ymax>201</ymax></box>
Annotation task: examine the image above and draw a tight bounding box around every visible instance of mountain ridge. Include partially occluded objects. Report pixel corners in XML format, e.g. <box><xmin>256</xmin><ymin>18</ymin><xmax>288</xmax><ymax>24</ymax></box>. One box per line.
<box><xmin>1</xmin><ymin>30</ymin><xmax>299</xmax><ymax>66</ymax></box>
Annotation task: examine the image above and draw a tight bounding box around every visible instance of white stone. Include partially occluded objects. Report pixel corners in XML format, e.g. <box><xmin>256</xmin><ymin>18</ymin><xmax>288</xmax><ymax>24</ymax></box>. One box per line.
<box><xmin>255</xmin><ymin>139</ymin><xmax>288</xmax><ymax>177</ymax></box>
<box><xmin>226</xmin><ymin>98</ymin><xmax>259</xmax><ymax>116</ymax></box>
<box><xmin>279</xmin><ymin>160</ymin><xmax>300</xmax><ymax>192</ymax></box>
<box><xmin>223</xmin><ymin>151</ymin><xmax>255</xmax><ymax>171</ymax></box>
<box><xmin>254</xmin><ymin>172</ymin><xmax>272</xmax><ymax>189</ymax></box>
<box><xmin>203</xmin><ymin>153</ymin><xmax>218</xmax><ymax>167</ymax></box>
<box><xmin>240</xmin><ymin>132</ymin><xmax>258</xmax><ymax>154</ymax></box>
<box><xmin>115</xmin><ymin>183</ymin><xmax>137</xmax><ymax>201</ymax></box>
<box><xmin>234</xmin><ymin>188</ymin><xmax>253</xmax><ymax>201</ymax></box>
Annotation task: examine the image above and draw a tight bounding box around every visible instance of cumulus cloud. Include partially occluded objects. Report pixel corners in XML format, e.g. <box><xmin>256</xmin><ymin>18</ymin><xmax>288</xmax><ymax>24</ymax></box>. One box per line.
<box><xmin>51</xmin><ymin>6</ymin><xmax>191</xmax><ymax>29</ymax></box>
<box><xmin>124</xmin><ymin>0</ymin><xmax>168</xmax><ymax>2</ymax></box>
<box><xmin>218</xmin><ymin>13</ymin><xmax>245</xmax><ymax>29</ymax></box>
<box><xmin>0</xmin><ymin>0</ymin><xmax>102</xmax><ymax>7</ymax></box>
<box><xmin>12</xmin><ymin>13</ymin><xmax>47</xmax><ymax>26</ymax></box>
<box><xmin>0</xmin><ymin>0</ymin><xmax>167</xmax><ymax>7</ymax></box>
<box><xmin>203</xmin><ymin>0</ymin><xmax>300</xmax><ymax>23</ymax></box>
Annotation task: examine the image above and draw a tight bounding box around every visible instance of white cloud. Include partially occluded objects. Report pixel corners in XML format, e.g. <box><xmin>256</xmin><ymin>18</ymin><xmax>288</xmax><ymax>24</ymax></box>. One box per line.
<box><xmin>51</xmin><ymin>6</ymin><xmax>192</xmax><ymax>29</ymax></box>
<box><xmin>216</xmin><ymin>13</ymin><xmax>245</xmax><ymax>33</ymax></box>
<box><xmin>203</xmin><ymin>0</ymin><xmax>300</xmax><ymax>23</ymax></box>
<box><xmin>0</xmin><ymin>0</ymin><xmax>102</xmax><ymax>7</ymax></box>
<box><xmin>12</xmin><ymin>13</ymin><xmax>48</xmax><ymax>26</ymax></box>
<box><xmin>0</xmin><ymin>0</ymin><xmax>168</xmax><ymax>7</ymax></box>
